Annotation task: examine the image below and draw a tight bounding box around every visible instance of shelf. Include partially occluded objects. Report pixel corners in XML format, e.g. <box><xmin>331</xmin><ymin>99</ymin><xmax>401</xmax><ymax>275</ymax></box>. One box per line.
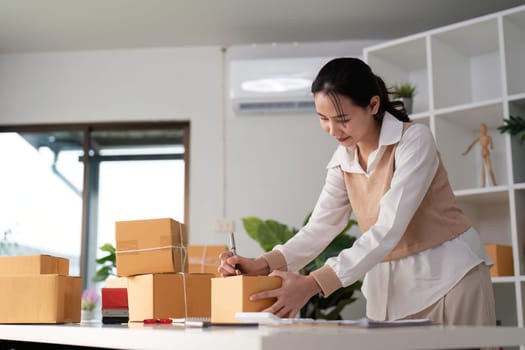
<box><xmin>431</xmin><ymin>18</ymin><xmax>502</xmax><ymax>109</ymax></box>
<box><xmin>492</xmin><ymin>276</ymin><xmax>517</xmax><ymax>283</ymax></box>
<box><xmin>435</xmin><ymin>102</ymin><xmax>508</xmax><ymax>190</ymax></box>
<box><xmin>515</xmin><ymin>183</ymin><xmax>525</xmax><ymax>190</ymax></box>
<box><xmin>503</xmin><ymin>8</ymin><xmax>525</xmax><ymax>96</ymax></box>
<box><xmin>455</xmin><ymin>186</ymin><xmax>509</xmax><ymax>202</ymax></box>
<box><xmin>509</xmin><ymin>92</ymin><xmax>525</xmax><ymax>103</ymax></box>
<box><xmin>366</xmin><ymin>37</ymin><xmax>429</xmax><ymax>114</ymax></box>
<box><xmin>434</xmin><ymin>98</ymin><xmax>504</xmax><ymax>120</ymax></box>
<box><xmin>365</xmin><ymin>5</ymin><xmax>525</xmax><ymax>330</ymax></box>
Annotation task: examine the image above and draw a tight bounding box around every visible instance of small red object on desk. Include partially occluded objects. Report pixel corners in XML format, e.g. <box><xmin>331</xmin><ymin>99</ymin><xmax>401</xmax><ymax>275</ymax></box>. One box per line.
<box><xmin>144</xmin><ymin>318</ymin><xmax>172</xmax><ymax>324</ymax></box>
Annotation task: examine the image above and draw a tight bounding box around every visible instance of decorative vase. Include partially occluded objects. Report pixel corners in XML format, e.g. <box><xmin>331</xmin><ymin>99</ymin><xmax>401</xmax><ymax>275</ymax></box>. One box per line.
<box><xmin>81</xmin><ymin>309</ymin><xmax>95</xmax><ymax>322</ymax></box>
<box><xmin>399</xmin><ymin>97</ymin><xmax>413</xmax><ymax>115</ymax></box>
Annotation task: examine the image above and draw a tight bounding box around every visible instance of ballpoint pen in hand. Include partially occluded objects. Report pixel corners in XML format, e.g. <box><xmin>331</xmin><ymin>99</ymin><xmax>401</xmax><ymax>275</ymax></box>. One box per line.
<box><xmin>229</xmin><ymin>231</ymin><xmax>240</xmax><ymax>275</ymax></box>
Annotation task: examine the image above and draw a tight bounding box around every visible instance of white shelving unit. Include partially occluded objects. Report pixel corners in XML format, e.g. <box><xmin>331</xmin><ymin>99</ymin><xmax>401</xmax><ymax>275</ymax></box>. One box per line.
<box><xmin>365</xmin><ymin>4</ymin><xmax>525</xmax><ymax>334</ymax></box>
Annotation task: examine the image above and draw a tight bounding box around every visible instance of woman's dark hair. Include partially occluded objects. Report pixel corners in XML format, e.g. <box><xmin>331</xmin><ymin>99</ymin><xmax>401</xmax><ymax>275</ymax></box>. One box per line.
<box><xmin>311</xmin><ymin>57</ymin><xmax>410</xmax><ymax>122</ymax></box>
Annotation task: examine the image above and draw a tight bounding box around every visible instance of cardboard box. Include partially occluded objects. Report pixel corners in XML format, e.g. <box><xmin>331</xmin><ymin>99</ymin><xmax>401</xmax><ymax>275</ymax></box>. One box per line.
<box><xmin>188</xmin><ymin>245</ymin><xmax>228</xmax><ymax>276</ymax></box>
<box><xmin>0</xmin><ymin>255</ymin><xmax>69</xmax><ymax>276</ymax></box>
<box><xmin>211</xmin><ymin>275</ymin><xmax>282</xmax><ymax>324</ymax></box>
<box><xmin>105</xmin><ymin>277</ymin><xmax>128</xmax><ymax>288</ymax></box>
<box><xmin>116</xmin><ymin>218</ymin><xmax>188</xmax><ymax>276</ymax></box>
<box><xmin>0</xmin><ymin>274</ymin><xmax>81</xmax><ymax>323</ymax></box>
<box><xmin>485</xmin><ymin>244</ymin><xmax>514</xmax><ymax>277</ymax></box>
<box><xmin>127</xmin><ymin>273</ymin><xmax>213</xmax><ymax>322</ymax></box>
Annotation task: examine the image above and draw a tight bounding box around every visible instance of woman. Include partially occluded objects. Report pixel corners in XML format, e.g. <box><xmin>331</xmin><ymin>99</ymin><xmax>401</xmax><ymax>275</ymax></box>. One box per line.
<box><xmin>219</xmin><ymin>57</ymin><xmax>496</xmax><ymax>325</ymax></box>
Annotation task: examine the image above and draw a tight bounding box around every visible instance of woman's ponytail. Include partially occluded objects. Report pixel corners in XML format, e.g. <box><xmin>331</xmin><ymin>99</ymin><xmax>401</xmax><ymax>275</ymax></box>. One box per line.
<box><xmin>374</xmin><ymin>75</ymin><xmax>410</xmax><ymax>122</ymax></box>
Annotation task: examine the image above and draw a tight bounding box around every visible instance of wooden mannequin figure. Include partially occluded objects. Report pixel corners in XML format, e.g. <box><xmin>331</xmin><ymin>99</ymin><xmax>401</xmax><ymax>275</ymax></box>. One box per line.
<box><xmin>462</xmin><ymin>123</ymin><xmax>497</xmax><ymax>187</ymax></box>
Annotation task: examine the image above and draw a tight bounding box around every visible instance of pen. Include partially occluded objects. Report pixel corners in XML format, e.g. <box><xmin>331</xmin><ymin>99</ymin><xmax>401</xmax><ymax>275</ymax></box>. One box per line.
<box><xmin>229</xmin><ymin>231</ymin><xmax>239</xmax><ymax>274</ymax></box>
<box><xmin>229</xmin><ymin>232</ymin><xmax>237</xmax><ymax>256</ymax></box>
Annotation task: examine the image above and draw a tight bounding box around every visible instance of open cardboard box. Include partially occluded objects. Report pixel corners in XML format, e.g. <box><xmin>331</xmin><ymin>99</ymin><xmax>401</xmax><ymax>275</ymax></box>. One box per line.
<box><xmin>211</xmin><ymin>275</ymin><xmax>282</xmax><ymax>324</ymax></box>
<box><xmin>116</xmin><ymin>218</ymin><xmax>188</xmax><ymax>276</ymax></box>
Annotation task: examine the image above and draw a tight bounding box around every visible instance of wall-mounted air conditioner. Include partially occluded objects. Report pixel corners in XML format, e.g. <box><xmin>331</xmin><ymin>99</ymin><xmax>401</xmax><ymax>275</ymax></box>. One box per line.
<box><xmin>229</xmin><ymin>57</ymin><xmax>331</xmax><ymax>114</ymax></box>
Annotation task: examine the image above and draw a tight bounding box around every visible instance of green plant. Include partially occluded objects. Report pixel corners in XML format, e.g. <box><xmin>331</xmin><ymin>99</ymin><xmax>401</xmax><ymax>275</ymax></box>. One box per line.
<box><xmin>498</xmin><ymin>115</ymin><xmax>525</xmax><ymax>144</ymax></box>
<box><xmin>391</xmin><ymin>81</ymin><xmax>417</xmax><ymax>98</ymax></box>
<box><xmin>92</xmin><ymin>243</ymin><xmax>116</xmax><ymax>282</ymax></box>
<box><xmin>242</xmin><ymin>214</ymin><xmax>361</xmax><ymax>320</ymax></box>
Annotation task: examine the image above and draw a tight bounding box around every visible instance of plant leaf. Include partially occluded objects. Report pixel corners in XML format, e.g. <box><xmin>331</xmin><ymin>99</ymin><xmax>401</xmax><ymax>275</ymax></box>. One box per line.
<box><xmin>99</xmin><ymin>243</ymin><xmax>116</xmax><ymax>254</ymax></box>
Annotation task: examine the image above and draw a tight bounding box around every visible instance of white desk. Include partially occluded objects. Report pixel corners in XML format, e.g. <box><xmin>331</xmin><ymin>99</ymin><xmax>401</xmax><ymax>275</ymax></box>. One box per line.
<box><xmin>0</xmin><ymin>323</ymin><xmax>524</xmax><ymax>350</ymax></box>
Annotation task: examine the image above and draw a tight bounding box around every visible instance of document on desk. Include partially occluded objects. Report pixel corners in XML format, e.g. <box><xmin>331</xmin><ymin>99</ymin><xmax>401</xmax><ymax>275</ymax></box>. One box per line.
<box><xmin>337</xmin><ymin>317</ymin><xmax>433</xmax><ymax>328</ymax></box>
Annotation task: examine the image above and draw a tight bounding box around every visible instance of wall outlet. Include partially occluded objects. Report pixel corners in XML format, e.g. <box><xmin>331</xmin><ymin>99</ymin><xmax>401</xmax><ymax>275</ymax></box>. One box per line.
<box><xmin>214</xmin><ymin>219</ymin><xmax>235</xmax><ymax>233</ymax></box>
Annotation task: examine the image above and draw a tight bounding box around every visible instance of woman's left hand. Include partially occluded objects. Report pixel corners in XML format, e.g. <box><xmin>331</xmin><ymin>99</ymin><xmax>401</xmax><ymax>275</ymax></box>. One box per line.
<box><xmin>249</xmin><ymin>270</ymin><xmax>322</xmax><ymax>318</ymax></box>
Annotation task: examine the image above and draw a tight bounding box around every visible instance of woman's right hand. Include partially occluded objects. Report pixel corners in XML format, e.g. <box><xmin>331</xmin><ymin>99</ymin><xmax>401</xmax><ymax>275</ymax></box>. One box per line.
<box><xmin>218</xmin><ymin>251</ymin><xmax>270</xmax><ymax>277</ymax></box>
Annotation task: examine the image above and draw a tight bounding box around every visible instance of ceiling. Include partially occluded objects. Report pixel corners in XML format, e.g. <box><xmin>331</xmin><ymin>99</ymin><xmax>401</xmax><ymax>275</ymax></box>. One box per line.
<box><xmin>0</xmin><ymin>0</ymin><xmax>524</xmax><ymax>54</ymax></box>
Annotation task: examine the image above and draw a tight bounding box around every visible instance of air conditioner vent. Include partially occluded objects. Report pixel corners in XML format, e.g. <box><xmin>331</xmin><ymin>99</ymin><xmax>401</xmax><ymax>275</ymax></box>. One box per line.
<box><xmin>229</xmin><ymin>57</ymin><xmax>330</xmax><ymax>114</ymax></box>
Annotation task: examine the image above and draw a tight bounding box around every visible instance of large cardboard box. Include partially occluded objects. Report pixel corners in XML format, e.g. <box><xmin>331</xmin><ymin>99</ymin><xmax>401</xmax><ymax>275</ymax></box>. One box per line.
<box><xmin>485</xmin><ymin>244</ymin><xmax>514</xmax><ymax>277</ymax></box>
<box><xmin>188</xmin><ymin>245</ymin><xmax>228</xmax><ymax>276</ymax></box>
<box><xmin>0</xmin><ymin>255</ymin><xmax>69</xmax><ymax>276</ymax></box>
<box><xmin>211</xmin><ymin>275</ymin><xmax>282</xmax><ymax>324</ymax></box>
<box><xmin>116</xmin><ymin>218</ymin><xmax>188</xmax><ymax>276</ymax></box>
<box><xmin>127</xmin><ymin>273</ymin><xmax>213</xmax><ymax>322</ymax></box>
<box><xmin>0</xmin><ymin>274</ymin><xmax>81</xmax><ymax>323</ymax></box>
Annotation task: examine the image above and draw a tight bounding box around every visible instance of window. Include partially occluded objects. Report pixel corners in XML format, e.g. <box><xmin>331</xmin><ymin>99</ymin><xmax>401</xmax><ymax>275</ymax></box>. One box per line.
<box><xmin>0</xmin><ymin>122</ymin><xmax>189</xmax><ymax>287</ymax></box>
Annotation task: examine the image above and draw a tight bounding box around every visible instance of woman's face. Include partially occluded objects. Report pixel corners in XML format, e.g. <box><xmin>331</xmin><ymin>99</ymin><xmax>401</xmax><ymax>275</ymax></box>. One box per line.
<box><xmin>314</xmin><ymin>92</ymin><xmax>380</xmax><ymax>148</ymax></box>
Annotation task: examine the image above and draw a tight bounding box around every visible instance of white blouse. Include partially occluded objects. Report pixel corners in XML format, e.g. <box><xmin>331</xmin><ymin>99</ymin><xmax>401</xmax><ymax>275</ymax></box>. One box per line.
<box><xmin>274</xmin><ymin>114</ymin><xmax>492</xmax><ymax>320</ymax></box>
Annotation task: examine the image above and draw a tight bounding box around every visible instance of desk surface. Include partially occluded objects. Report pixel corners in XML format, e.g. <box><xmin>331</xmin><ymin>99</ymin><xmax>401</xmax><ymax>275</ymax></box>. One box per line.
<box><xmin>0</xmin><ymin>322</ymin><xmax>524</xmax><ymax>350</ymax></box>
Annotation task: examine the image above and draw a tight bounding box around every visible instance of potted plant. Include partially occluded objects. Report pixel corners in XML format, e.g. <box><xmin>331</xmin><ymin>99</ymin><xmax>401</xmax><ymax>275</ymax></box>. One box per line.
<box><xmin>92</xmin><ymin>243</ymin><xmax>117</xmax><ymax>282</ymax></box>
<box><xmin>498</xmin><ymin>115</ymin><xmax>525</xmax><ymax>144</ymax></box>
<box><xmin>242</xmin><ymin>213</ymin><xmax>361</xmax><ymax>320</ymax></box>
<box><xmin>81</xmin><ymin>288</ymin><xmax>99</xmax><ymax>321</ymax></box>
<box><xmin>391</xmin><ymin>81</ymin><xmax>417</xmax><ymax>115</ymax></box>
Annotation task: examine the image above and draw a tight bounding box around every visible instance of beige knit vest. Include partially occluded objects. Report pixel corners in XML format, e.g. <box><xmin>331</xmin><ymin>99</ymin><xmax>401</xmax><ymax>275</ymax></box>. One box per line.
<box><xmin>343</xmin><ymin>123</ymin><xmax>471</xmax><ymax>262</ymax></box>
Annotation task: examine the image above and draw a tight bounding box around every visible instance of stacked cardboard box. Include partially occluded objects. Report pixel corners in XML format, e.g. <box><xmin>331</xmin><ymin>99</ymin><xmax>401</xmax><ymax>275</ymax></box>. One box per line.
<box><xmin>188</xmin><ymin>245</ymin><xmax>228</xmax><ymax>276</ymax></box>
<box><xmin>115</xmin><ymin>218</ymin><xmax>214</xmax><ymax>322</ymax></box>
<box><xmin>0</xmin><ymin>255</ymin><xmax>82</xmax><ymax>323</ymax></box>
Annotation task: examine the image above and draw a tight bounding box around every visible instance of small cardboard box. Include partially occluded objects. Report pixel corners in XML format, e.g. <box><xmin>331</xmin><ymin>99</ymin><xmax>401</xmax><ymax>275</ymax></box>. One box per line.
<box><xmin>485</xmin><ymin>244</ymin><xmax>514</xmax><ymax>277</ymax></box>
<box><xmin>211</xmin><ymin>275</ymin><xmax>282</xmax><ymax>324</ymax></box>
<box><xmin>188</xmin><ymin>245</ymin><xmax>228</xmax><ymax>276</ymax></box>
<box><xmin>0</xmin><ymin>274</ymin><xmax>81</xmax><ymax>323</ymax></box>
<box><xmin>0</xmin><ymin>255</ymin><xmax>69</xmax><ymax>276</ymax></box>
<box><xmin>116</xmin><ymin>218</ymin><xmax>188</xmax><ymax>276</ymax></box>
<box><xmin>127</xmin><ymin>273</ymin><xmax>213</xmax><ymax>322</ymax></box>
